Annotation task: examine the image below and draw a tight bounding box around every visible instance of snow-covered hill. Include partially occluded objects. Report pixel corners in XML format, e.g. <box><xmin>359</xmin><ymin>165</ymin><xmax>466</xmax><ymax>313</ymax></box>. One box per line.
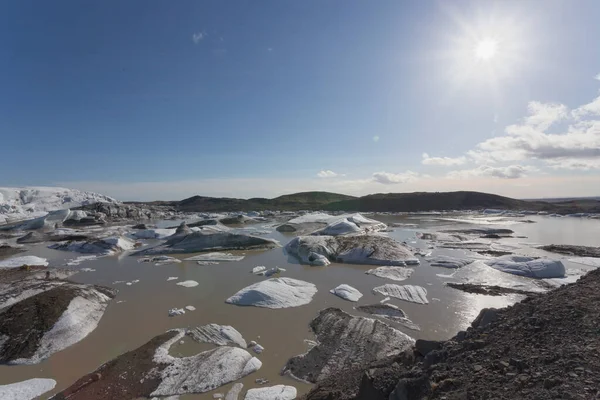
<box><xmin>0</xmin><ymin>187</ymin><xmax>118</xmax><ymax>225</ymax></box>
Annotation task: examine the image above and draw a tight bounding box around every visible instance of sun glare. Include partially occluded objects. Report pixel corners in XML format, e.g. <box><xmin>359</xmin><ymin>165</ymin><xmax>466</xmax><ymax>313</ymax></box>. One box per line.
<box><xmin>474</xmin><ymin>38</ymin><xmax>498</xmax><ymax>60</ymax></box>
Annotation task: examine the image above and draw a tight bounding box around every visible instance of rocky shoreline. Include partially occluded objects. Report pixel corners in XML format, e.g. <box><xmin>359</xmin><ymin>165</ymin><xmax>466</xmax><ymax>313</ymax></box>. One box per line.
<box><xmin>303</xmin><ymin>268</ymin><xmax>600</xmax><ymax>400</ymax></box>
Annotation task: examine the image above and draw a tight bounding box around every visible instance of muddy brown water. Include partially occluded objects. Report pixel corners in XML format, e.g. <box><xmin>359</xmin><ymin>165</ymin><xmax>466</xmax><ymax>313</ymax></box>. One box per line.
<box><xmin>0</xmin><ymin>213</ymin><xmax>598</xmax><ymax>399</ymax></box>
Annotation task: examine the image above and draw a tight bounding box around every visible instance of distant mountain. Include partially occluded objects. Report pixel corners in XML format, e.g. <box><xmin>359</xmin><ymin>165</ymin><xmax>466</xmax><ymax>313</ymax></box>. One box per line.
<box><xmin>174</xmin><ymin>191</ymin><xmax>357</xmax><ymax>212</ymax></box>
<box><xmin>127</xmin><ymin>190</ymin><xmax>600</xmax><ymax>214</ymax></box>
<box><xmin>323</xmin><ymin>191</ymin><xmax>545</xmax><ymax>212</ymax></box>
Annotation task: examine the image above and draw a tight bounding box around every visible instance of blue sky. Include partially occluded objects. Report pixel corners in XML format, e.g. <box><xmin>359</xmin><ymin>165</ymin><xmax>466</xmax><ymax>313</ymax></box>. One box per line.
<box><xmin>2</xmin><ymin>0</ymin><xmax>600</xmax><ymax>200</ymax></box>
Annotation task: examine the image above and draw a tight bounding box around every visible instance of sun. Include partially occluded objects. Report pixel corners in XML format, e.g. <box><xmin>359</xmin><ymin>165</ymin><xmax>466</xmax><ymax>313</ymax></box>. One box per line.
<box><xmin>474</xmin><ymin>38</ymin><xmax>498</xmax><ymax>60</ymax></box>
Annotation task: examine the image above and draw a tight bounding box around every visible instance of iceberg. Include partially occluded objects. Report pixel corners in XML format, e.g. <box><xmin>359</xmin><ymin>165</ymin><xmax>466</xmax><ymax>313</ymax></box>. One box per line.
<box><xmin>226</xmin><ymin>277</ymin><xmax>317</xmax><ymax>309</ymax></box>
<box><xmin>184</xmin><ymin>252</ymin><xmax>245</xmax><ymax>262</ymax></box>
<box><xmin>0</xmin><ymin>256</ymin><xmax>48</xmax><ymax>269</ymax></box>
<box><xmin>356</xmin><ymin>303</ymin><xmax>420</xmax><ymax>331</ymax></box>
<box><xmin>427</xmin><ymin>255</ymin><xmax>475</xmax><ymax>269</ymax></box>
<box><xmin>1</xmin><ymin>284</ymin><xmax>115</xmax><ymax>364</ymax></box>
<box><xmin>283</xmin><ymin>308</ymin><xmax>414</xmax><ymax>383</ymax></box>
<box><xmin>151</xmin><ymin>331</ymin><xmax>262</xmax><ymax>397</ymax></box>
<box><xmin>372</xmin><ymin>284</ymin><xmax>429</xmax><ymax>304</ymax></box>
<box><xmin>245</xmin><ymin>385</ymin><xmax>297</xmax><ymax>400</ymax></box>
<box><xmin>133</xmin><ymin>229</ymin><xmax>279</xmax><ymax>255</ymax></box>
<box><xmin>485</xmin><ymin>255</ymin><xmax>565</xmax><ymax>278</ymax></box>
<box><xmin>130</xmin><ymin>228</ymin><xmax>176</xmax><ymax>239</ymax></box>
<box><xmin>49</xmin><ymin>236</ymin><xmax>136</xmax><ymax>255</ymax></box>
<box><xmin>329</xmin><ymin>284</ymin><xmax>363</xmax><ymax>302</ymax></box>
<box><xmin>365</xmin><ymin>266</ymin><xmax>414</xmax><ymax>281</ymax></box>
<box><xmin>286</xmin><ymin>235</ymin><xmax>419</xmax><ymax>266</ymax></box>
<box><xmin>187</xmin><ymin>324</ymin><xmax>247</xmax><ymax>348</ymax></box>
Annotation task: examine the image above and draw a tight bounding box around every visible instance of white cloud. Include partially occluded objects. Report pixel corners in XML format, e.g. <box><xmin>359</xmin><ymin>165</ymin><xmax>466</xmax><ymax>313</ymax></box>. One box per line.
<box><xmin>595</xmin><ymin>73</ymin><xmax>600</xmax><ymax>81</ymax></box>
<box><xmin>447</xmin><ymin>165</ymin><xmax>535</xmax><ymax>180</ymax></box>
<box><xmin>463</xmin><ymin>94</ymin><xmax>600</xmax><ymax>170</ymax></box>
<box><xmin>422</xmin><ymin>153</ymin><xmax>467</xmax><ymax>166</ymax></box>
<box><xmin>373</xmin><ymin>135</ymin><xmax>380</xmax><ymax>142</ymax></box>
<box><xmin>317</xmin><ymin>170</ymin><xmax>340</xmax><ymax>178</ymax></box>
<box><xmin>192</xmin><ymin>32</ymin><xmax>205</xmax><ymax>44</ymax></box>
<box><xmin>372</xmin><ymin>171</ymin><xmax>420</xmax><ymax>184</ymax></box>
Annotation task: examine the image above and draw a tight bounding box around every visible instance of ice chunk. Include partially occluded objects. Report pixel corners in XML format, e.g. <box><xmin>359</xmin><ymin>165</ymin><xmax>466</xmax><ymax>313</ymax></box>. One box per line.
<box><xmin>130</xmin><ymin>228</ymin><xmax>176</xmax><ymax>239</ymax></box>
<box><xmin>330</xmin><ymin>284</ymin><xmax>363</xmax><ymax>302</ymax></box>
<box><xmin>177</xmin><ymin>280</ymin><xmax>199</xmax><ymax>288</ymax></box>
<box><xmin>428</xmin><ymin>255</ymin><xmax>475</xmax><ymax>269</ymax></box>
<box><xmin>184</xmin><ymin>252</ymin><xmax>245</xmax><ymax>262</ymax></box>
<box><xmin>485</xmin><ymin>256</ymin><xmax>565</xmax><ymax>278</ymax></box>
<box><xmin>169</xmin><ymin>308</ymin><xmax>186</xmax><ymax>317</ymax></box>
<box><xmin>0</xmin><ymin>256</ymin><xmax>48</xmax><ymax>269</ymax></box>
<box><xmin>49</xmin><ymin>235</ymin><xmax>135</xmax><ymax>255</ymax></box>
<box><xmin>365</xmin><ymin>266</ymin><xmax>414</xmax><ymax>281</ymax></box>
<box><xmin>356</xmin><ymin>303</ymin><xmax>420</xmax><ymax>331</ymax></box>
<box><xmin>244</xmin><ymin>385</ymin><xmax>297</xmax><ymax>400</ymax></box>
<box><xmin>225</xmin><ymin>383</ymin><xmax>244</xmax><ymax>400</ymax></box>
<box><xmin>66</xmin><ymin>255</ymin><xmax>98</xmax><ymax>266</ymax></box>
<box><xmin>372</xmin><ymin>284</ymin><xmax>429</xmax><ymax>304</ymax></box>
<box><xmin>167</xmin><ymin>277</ymin><xmax>179</xmax><ymax>281</ymax></box>
<box><xmin>226</xmin><ymin>277</ymin><xmax>317</xmax><ymax>309</ymax></box>
<box><xmin>151</xmin><ymin>331</ymin><xmax>262</xmax><ymax>397</ymax></box>
<box><xmin>185</xmin><ymin>305</ymin><xmax>196</xmax><ymax>311</ymax></box>
<box><xmin>283</xmin><ymin>308</ymin><xmax>414</xmax><ymax>383</ymax></box>
<box><xmin>188</xmin><ymin>324</ymin><xmax>247</xmax><ymax>348</ymax></box>
<box><xmin>253</xmin><ymin>344</ymin><xmax>264</xmax><ymax>354</ymax></box>
<box><xmin>0</xmin><ymin>378</ymin><xmax>57</xmax><ymax>400</ymax></box>
<box><xmin>138</xmin><ymin>256</ymin><xmax>181</xmax><ymax>265</ymax></box>
<box><xmin>251</xmin><ymin>266</ymin><xmax>266</xmax><ymax>274</ymax></box>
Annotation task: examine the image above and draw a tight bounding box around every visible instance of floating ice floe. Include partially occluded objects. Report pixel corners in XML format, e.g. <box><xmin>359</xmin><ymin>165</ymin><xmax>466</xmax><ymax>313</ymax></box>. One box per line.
<box><xmin>253</xmin><ymin>344</ymin><xmax>264</xmax><ymax>354</ymax></box>
<box><xmin>49</xmin><ymin>236</ymin><xmax>136</xmax><ymax>255</ymax></box>
<box><xmin>226</xmin><ymin>278</ymin><xmax>317</xmax><ymax>309</ymax></box>
<box><xmin>138</xmin><ymin>255</ymin><xmax>182</xmax><ymax>265</ymax></box>
<box><xmin>244</xmin><ymin>385</ymin><xmax>297</xmax><ymax>400</ymax></box>
<box><xmin>365</xmin><ymin>266</ymin><xmax>414</xmax><ymax>282</ymax></box>
<box><xmin>177</xmin><ymin>280</ymin><xmax>199</xmax><ymax>288</ymax></box>
<box><xmin>184</xmin><ymin>252</ymin><xmax>245</xmax><ymax>262</ymax></box>
<box><xmin>372</xmin><ymin>284</ymin><xmax>428</xmax><ymax>304</ymax></box>
<box><xmin>283</xmin><ymin>308</ymin><xmax>414</xmax><ymax>383</ymax></box>
<box><xmin>167</xmin><ymin>277</ymin><xmax>179</xmax><ymax>281</ymax></box>
<box><xmin>185</xmin><ymin>305</ymin><xmax>196</xmax><ymax>311</ymax></box>
<box><xmin>133</xmin><ymin>229</ymin><xmax>279</xmax><ymax>255</ymax></box>
<box><xmin>0</xmin><ymin>256</ymin><xmax>48</xmax><ymax>269</ymax></box>
<box><xmin>485</xmin><ymin>255</ymin><xmax>565</xmax><ymax>279</ymax></box>
<box><xmin>226</xmin><ymin>383</ymin><xmax>244</xmax><ymax>400</ymax></box>
<box><xmin>1</xmin><ymin>284</ymin><xmax>115</xmax><ymax>364</ymax></box>
<box><xmin>356</xmin><ymin>303</ymin><xmax>420</xmax><ymax>331</ymax></box>
<box><xmin>286</xmin><ymin>235</ymin><xmax>419</xmax><ymax>266</ymax></box>
<box><xmin>330</xmin><ymin>284</ymin><xmax>363</xmax><ymax>302</ymax></box>
<box><xmin>151</xmin><ymin>331</ymin><xmax>262</xmax><ymax>397</ymax></box>
<box><xmin>251</xmin><ymin>266</ymin><xmax>266</xmax><ymax>274</ymax></box>
<box><xmin>66</xmin><ymin>255</ymin><xmax>98</xmax><ymax>266</ymax></box>
<box><xmin>169</xmin><ymin>308</ymin><xmax>186</xmax><ymax>317</ymax></box>
<box><xmin>0</xmin><ymin>378</ymin><xmax>57</xmax><ymax>400</ymax></box>
<box><xmin>257</xmin><ymin>267</ymin><xmax>286</xmax><ymax>277</ymax></box>
<box><xmin>427</xmin><ymin>255</ymin><xmax>475</xmax><ymax>269</ymax></box>
<box><xmin>188</xmin><ymin>324</ymin><xmax>247</xmax><ymax>348</ymax></box>
<box><xmin>80</xmin><ymin>268</ymin><xmax>96</xmax><ymax>272</ymax></box>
